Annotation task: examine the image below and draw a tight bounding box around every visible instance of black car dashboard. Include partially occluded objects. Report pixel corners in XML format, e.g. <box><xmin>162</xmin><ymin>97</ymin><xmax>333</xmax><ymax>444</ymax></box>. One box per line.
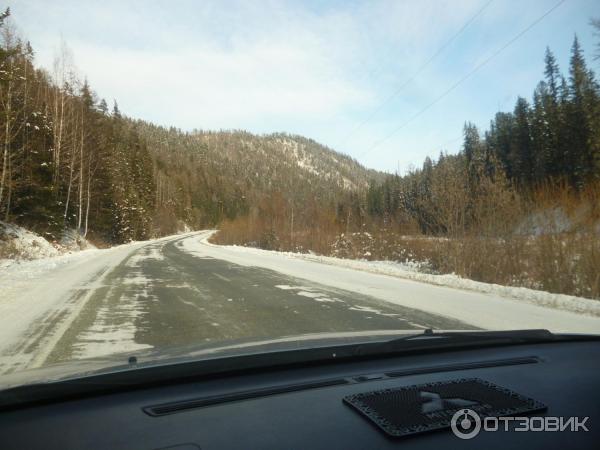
<box><xmin>1</xmin><ymin>339</ymin><xmax>599</xmax><ymax>449</ymax></box>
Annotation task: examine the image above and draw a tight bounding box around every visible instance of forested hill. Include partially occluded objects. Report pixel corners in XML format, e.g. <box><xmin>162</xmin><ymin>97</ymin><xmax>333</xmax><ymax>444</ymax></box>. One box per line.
<box><xmin>134</xmin><ymin>124</ymin><xmax>385</xmax><ymax>232</ymax></box>
<box><xmin>0</xmin><ymin>9</ymin><xmax>383</xmax><ymax>244</ymax></box>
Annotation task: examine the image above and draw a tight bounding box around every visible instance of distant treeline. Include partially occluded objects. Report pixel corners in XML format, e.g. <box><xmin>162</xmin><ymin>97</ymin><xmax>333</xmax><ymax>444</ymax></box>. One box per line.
<box><xmin>1</xmin><ymin>5</ymin><xmax>599</xmax><ymax>250</ymax></box>
<box><xmin>365</xmin><ymin>35</ymin><xmax>600</xmax><ymax>235</ymax></box>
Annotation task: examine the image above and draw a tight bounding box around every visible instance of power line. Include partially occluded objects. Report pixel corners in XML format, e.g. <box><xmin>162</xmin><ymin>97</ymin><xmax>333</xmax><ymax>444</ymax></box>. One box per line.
<box><xmin>394</xmin><ymin>135</ymin><xmax>462</xmax><ymax>175</ymax></box>
<box><xmin>357</xmin><ymin>0</ymin><xmax>566</xmax><ymax>161</ymax></box>
<box><xmin>436</xmin><ymin>135</ymin><xmax>463</xmax><ymax>152</ymax></box>
<box><xmin>335</xmin><ymin>0</ymin><xmax>495</xmax><ymax>149</ymax></box>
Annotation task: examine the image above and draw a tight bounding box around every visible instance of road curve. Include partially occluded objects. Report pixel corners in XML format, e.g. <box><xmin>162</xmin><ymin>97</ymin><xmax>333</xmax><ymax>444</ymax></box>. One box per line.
<box><xmin>35</xmin><ymin>233</ymin><xmax>473</xmax><ymax>367</ymax></box>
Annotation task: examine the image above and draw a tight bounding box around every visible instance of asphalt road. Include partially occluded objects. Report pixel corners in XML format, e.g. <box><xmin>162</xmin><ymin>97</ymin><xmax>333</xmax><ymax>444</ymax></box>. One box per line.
<box><xmin>44</xmin><ymin>234</ymin><xmax>474</xmax><ymax>365</ymax></box>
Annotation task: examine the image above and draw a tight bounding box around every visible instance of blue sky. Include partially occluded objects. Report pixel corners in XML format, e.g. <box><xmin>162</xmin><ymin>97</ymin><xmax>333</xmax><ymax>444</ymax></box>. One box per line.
<box><xmin>8</xmin><ymin>0</ymin><xmax>600</xmax><ymax>173</ymax></box>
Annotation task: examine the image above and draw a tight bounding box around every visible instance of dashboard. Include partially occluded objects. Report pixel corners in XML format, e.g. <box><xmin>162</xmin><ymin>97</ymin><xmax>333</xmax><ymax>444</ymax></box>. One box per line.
<box><xmin>1</xmin><ymin>339</ymin><xmax>599</xmax><ymax>449</ymax></box>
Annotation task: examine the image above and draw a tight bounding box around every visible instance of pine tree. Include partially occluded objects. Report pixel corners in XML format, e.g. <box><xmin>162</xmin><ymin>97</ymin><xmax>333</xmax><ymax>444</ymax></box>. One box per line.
<box><xmin>541</xmin><ymin>48</ymin><xmax>563</xmax><ymax>178</ymax></box>
<box><xmin>486</xmin><ymin>112</ymin><xmax>514</xmax><ymax>178</ymax></box>
<box><xmin>544</xmin><ymin>47</ymin><xmax>561</xmax><ymax>100</ymax></box>
<box><xmin>112</xmin><ymin>100</ymin><xmax>121</xmax><ymax>118</ymax></box>
<box><xmin>531</xmin><ymin>82</ymin><xmax>549</xmax><ymax>181</ymax></box>
<box><xmin>463</xmin><ymin>122</ymin><xmax>485</xmax><ymax>208</ymax></box>
<box><xmin>98</xmin><ymin>98</ymin><xmax>108</xmax><ymax>115</ymax></box>
<box><xmin>463</xmin><ymin>122</ymin><xmax>482</xmax><ymax>170</ymax></box>
<box><xmin>511</xmin><ymin>97</ymin><xmax>534</xmax><ymax>185</ymax></box>
<box><xmin>566</xmin><ymin>35</ymin><xmax>596</xmax><ymax>187</ymax></box>
<box><xmin>591</xmin><ymin>18</ymin><xmax>600</xmax><ymax>61</ymax></box>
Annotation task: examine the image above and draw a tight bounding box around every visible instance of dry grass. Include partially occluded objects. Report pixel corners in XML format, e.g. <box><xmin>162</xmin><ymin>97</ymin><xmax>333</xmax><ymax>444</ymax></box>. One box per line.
<box><xmin>0</xmin><ymin>239</ymin><xmax>19</xmax><ymax>259</ymax></box>
<box><xmin>213</xmin><ymin>181</ymin><xmax>600</xmax><ymax>299</ymax></box>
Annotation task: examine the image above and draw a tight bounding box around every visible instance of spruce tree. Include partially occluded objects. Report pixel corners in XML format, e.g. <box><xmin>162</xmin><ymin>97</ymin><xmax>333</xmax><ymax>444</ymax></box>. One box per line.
<box><xmin>511</xmin><ymin>97</ymin><xmax>533</xmax><ymax>185</ymax></box>
<box><xmin>566</xmin><ymin>36</ymin><xmax>594</xmax><ymax>186</ymax></box>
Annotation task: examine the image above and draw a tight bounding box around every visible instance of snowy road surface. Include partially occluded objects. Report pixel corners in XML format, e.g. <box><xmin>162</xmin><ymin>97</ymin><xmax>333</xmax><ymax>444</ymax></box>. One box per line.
<box><xmin>1</xmin><ymin>231</ymin><xmax>599</xmax><ymax>375</ymax></box>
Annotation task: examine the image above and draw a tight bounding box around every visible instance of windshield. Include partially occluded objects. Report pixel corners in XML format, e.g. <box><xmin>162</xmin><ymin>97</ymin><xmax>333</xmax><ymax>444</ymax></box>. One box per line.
<box><xmin>0</xmin><ymin>1</ymin><xmax>599</xmax><ymax>388</ymax></box>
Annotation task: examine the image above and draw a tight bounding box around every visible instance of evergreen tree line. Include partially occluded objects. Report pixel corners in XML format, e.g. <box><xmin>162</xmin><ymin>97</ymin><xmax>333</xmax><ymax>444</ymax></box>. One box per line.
<box><xmin>0</xmin><ymin>10</ymin><xmax>157</xmax><ymax>242</ymax></box>
<box><xmin>0</xmin><ymin>9</ymin><xmax>377</xmax><ymax>245</ymax></box>
<box><xmin>366</xmin><ymin>34</ymin><xmax>600</xmax><ymax>235</ymax></box>
<box><xmin>2</xmin><ymin>7</ymin><xmax>599</xmax><ymax>249</ymax></box>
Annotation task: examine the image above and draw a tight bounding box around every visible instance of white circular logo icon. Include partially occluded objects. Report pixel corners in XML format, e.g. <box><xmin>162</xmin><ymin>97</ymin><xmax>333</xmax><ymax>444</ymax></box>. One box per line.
<box><xmin>451</xmin><ymin>409</ymin><xmax>481</xmax><ymax>439</ymax></box>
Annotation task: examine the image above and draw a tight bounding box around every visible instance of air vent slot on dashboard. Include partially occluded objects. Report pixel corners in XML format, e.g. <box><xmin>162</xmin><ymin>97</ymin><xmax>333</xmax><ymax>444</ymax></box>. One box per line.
<box><xmin>143</xmin><ymin>378</ymin><xmax>349</xmax><ymax>416</ymax></box>
<box><xmin>143</xmin><ymin>356</ymin><xmax>540</xmax><ymax>417</ymax></box>
<box><xmin>384</xmin><ymin>356</ymin><xmax>540</xmax><ymax>378</ymax></box>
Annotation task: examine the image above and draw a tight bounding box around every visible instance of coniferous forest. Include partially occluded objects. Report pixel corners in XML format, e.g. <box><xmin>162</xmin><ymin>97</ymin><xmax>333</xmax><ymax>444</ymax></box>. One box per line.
<box><xmin>1</xmin><ymin>8</ymin><xmax>599</xmax><ymax>298</ymax></box>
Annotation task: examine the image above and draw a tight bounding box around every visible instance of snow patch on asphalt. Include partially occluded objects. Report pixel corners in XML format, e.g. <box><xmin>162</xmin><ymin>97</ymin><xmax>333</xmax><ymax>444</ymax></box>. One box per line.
<box><xmin>349</xmin><ymin>305</ymin><xmax>400</xmax><ymax>317</ymax></box>
<box><xmin>72</xmin><ymin>301</ymin><xmax>152</xmax><ymax>359</ymax></box>
<box><xmin>121</xmin><ymin>274</ymin><xmax>152</xmax><ymax>285</ymax></box>
<box><xmin>296</xmin><ymin>291</ymin><xmax>323</xmax><ymax>298</ymax></box>
<box><xmin>72</xmin><ymin>259</ymin><xmax>157</xmax><ymax>359</ymax></box>
<box><xmin>275</xmin><ymin>284</ymin><xmax>344</xmax><ymax>303</ymax></box>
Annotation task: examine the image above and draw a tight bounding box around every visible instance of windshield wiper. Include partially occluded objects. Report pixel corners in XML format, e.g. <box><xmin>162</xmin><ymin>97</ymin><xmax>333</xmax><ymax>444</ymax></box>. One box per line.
<box><xmin>350</xmin><ymin>329</ymin><xmax>570</xmax><ymax>356</ymax></box>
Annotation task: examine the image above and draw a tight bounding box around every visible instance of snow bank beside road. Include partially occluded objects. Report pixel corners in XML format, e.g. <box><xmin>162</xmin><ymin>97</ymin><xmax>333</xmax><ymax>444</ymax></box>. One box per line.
<box><xmin>190</xmin><ymin>232</ymin><xmax>600</xmax><ymax>333</ymax></box>
<box><xmin>0</xmin><ymin>222</ymin><xmax>60</xmax><ymax>260</ymax></box>
<box><xmin>0</xmin><ymin>222</ymin><xmax>97</xmax><ymax>262</ymax></box>
<box><xmin>290</xmin><ymin>254</ymin><xmax>600</xmax><ymax>318</ymax></box>
<box><xmin>202</xmin><ymin>234</ymin><xmax>600</xmax><ymax>318</ymax></box>
<box><xmin>0</xmin><ymin>247</ymin><xmax>109</xmax><ymax>372</ymax></box>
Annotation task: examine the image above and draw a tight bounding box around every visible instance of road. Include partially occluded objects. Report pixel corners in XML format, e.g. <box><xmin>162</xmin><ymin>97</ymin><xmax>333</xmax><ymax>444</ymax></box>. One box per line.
<box><xmin>1</xmin><ymin>231</ymin><xmax>599</xmax><ymax>375</ymax></box>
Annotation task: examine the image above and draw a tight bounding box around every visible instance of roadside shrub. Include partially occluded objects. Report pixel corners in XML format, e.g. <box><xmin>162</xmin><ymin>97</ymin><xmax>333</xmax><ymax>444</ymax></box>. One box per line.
<box><xmin>213</xmin><ymin>181</ymin><xmax>600</xmax><ymax>299</ymax></box>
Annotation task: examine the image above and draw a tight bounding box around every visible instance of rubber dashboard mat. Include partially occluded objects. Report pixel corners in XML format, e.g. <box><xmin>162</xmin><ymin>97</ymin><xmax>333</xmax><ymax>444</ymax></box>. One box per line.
<box><xmin>343</xmin><ymin>378</ymin><xmax>546</xmax><ymax>438</ymax></box>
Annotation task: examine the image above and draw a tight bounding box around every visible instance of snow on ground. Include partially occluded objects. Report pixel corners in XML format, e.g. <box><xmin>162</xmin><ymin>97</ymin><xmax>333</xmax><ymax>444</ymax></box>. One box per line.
<box><xmin>0</xmin><ymin>242</ymin><xmax>141</xmax><ymax>372</ymax></box>
<box><xmin>0</xmin><ymin>222</ymin><xmax>97</xmax><ymax>263</ymax></box>
<box><xmin>290</xmin><ymin>255</ymin><xmax>600</xmax><ymax>317</ymax></box>
<box><xmin>0</xmin><ymin>222</ymin><xmax>60</xmax><ymax>260</ymax></box>
<box><xmin>0</xmin><ymin>233</ymin><xmax>194</xmax><ymax>372</ymax></box>
<box><xmin>1</xmin><ymin>229</ymin><xmax>599</xmax><ymax>374</ymax></box>
<box><xmin>202</xmin><ymin>234</ymin><xmax>600</xmax><ymax>318</ymax></box>
<box><xmin>275</xmin><ymin>285</ymin><xmax>345</xmax><ymax>303</ymax></box>
<box><xmin>60</xmin><ymin>228</ymin><xmax>98</xmax><ymax>252</ymax></box>
<box><xmin>190</xmin><ymin>231</ymin><xmax>600</xmax><ymax>333</ymax></box>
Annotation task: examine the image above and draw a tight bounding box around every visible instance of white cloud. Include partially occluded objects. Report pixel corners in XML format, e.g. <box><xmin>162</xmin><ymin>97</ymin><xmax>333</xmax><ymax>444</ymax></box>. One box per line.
<box><xmin>14</xmin><ymin>0</ymin><xmax>486</xmax><ymax>129</ymax></box>
<box><xmin>8</xmin><ymin>0</ymin><xmax>594</xmax><ymax>172</ymax></box>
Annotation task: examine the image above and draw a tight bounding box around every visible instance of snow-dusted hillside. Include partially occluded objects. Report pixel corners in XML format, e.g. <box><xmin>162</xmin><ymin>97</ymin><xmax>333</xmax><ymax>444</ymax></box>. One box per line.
<box><xmin>137</xmin><ymin>124</ymin><xmax>385</xmax><ymax>200</ymax></box>
<box><xmin>271</xmin><ymin>134</ymin><xmax>383</xmax><ymax>190</ymax></box>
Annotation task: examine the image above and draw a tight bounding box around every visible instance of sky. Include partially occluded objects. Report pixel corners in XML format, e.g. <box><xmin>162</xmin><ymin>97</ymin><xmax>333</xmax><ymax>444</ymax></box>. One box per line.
<box><xmin>7</xmin><ymin>0</ymin><xmax>600</xmax><ymax>173</ymax></box>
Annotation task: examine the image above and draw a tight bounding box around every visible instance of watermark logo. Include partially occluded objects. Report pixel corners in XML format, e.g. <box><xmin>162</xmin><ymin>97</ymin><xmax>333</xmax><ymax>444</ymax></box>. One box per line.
<box><xmin>450</xmin><ymin>409</ymin><xmax>590</xmax><ymax>439</ymax></box>
<box><xmin>451</xmin><ymin>408</ymin><xmax>482</xmax><ymax>439</ymax></box>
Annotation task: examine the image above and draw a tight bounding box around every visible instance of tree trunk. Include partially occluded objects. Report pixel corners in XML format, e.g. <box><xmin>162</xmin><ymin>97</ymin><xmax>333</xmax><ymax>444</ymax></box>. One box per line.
<box><xmin>4</xmin><ymin>152</ymin><xmax>11</xmax><ymax>221</ymax></box>
<box><xmin>64</xmin><ymin>110</ymin><xmax>77</xmax><ymax>225</ymax></box>
<box><xmin>0</xmin><ymin>59</ymin><xmax>12</xmax><ymax>209</ymax></box>
<box><xmin>53</xmin><ymin>91</ymin><xmax>64</xmax><ymax>187</ymax></box>
<box><xmin>84</xmin><ymin>152</ymin><xmax>93</xmax><ymax>238</ymax></box>
<box><xmin>77</xmin><ymin>105</ymin><xmax>84</xmax><ymax>231</ymax></box>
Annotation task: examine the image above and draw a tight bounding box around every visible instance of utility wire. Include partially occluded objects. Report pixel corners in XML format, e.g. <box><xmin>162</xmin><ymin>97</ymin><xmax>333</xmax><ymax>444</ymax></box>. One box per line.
<box><xmin>335</xmin><ymin>0</ymin><xmax>495</xmax><ymax>149</ymax></box>
<box><xmin>357</xmin><ymin>0</ymin><xmax>566</xmax><ymax>161</ymax></box>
